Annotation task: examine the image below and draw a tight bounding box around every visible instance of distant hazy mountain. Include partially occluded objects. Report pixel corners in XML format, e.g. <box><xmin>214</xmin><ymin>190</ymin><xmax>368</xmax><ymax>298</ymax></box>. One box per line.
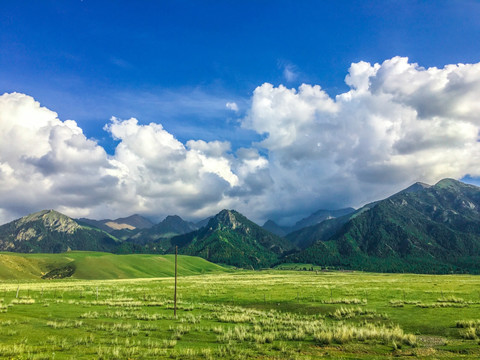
<box><xmin>113</xmin><ymin>214</ymin><xmax>155</xmax><ymax>229</ymax></box>
<box><xmin>195</xmin><ymin>216</ymin><xmax>213</xmax><ymax>229</ymax></box>
<box><xmin>128</xmin><ymin>215</ymin><xmax>198</xmax><ymax>244</ymax></box>
<box><xmin>263</xmin><ymin>207</ymin><xmax>355</xmax><ymax>236</ymax></box>
<box><xmin>262</xmin><ymin>219</ymin><xmax>289</xmax><ymax>237</ymax></box>
<box><xmin>291</xmin><ymin>208</ymin><xmax>356</xmax><ymax>232</ymax></box>
<box><xmin>288</xmin><ymin>179</ymin><xmax>480</xmax><ymax>273</ymax></box>
<box><xmin>78</xmin><ymin>214</ymin><xmax>154</xmax><ymax>233</ymax></box>
<box><xmin>170</xmin><ymin>209</ymin><xmax>293</xmax><ymax>268</ymax></box>
<box><xmin>0</xmin><ymin>210</ymin><xmax>120</xmax><ymax>253</ymax></box>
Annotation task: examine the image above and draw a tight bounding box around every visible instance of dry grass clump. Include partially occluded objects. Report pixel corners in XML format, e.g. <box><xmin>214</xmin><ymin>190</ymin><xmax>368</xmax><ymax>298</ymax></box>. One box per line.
<box><xmin>417</xmin><ymin>302</ymin><xmax>468</xmax><ymax>308</ymax></box>
<box><xmin>10</xmin><ymin>298</ymin><xmax>35</xmax><ymax>305</ymax></box>
<box><xmin>212</xmin><ymin>303</ymin><xmax>410</xmax><ymax>347</ymax></box>
<box><xmin>97</xmin><ymin>345</ymin><xmax>140</xmax><ymax>359</ymax></box>
<box><xmin>389</xmin><ymin>299</ymin><xmax>421</xmax><ymax>307</ymax></box>
<box><xmin>0</xmin><ymin>344</ymin><xmax>31</xmax><ymax>357</ymax></box>
<box><xmin>74</xmin><ymin>334</ymin><xmax>95</xmax><ymax>345</ymax></box>
<box><xmin>217</xmin><ymin>312</ymin><xmax>255</xmax><ymax>323</ymax></box>
<box><xmin>314</xmin><ymin>324</ymin><xmax>416</xmax><ymax>346</ymax></box>
<box><xmin>322</xmin><ymin>297</ymin><xmax>367</xmax><ymax>305</ymax></box>
<box><xmin>46</xmin><ymin>320</ymin><xmax>83</xmax><ymax>329</ymax></box>
<box><xmin>90</xmin><ymin>298</ymin><xmax>142</xmax><ymax>307</ymax></box>
<box><xmin>329</xmin><ymin>306</ymin><xmax>387</xmax><ymax>320</ymax></box>
<box><xmin>456</xmin><ymin>319</ymin><xmax>480</xmax><ymax>328</ymax></box>
<box><xmin>92</xmin><ymin>321</ymin><xmax>141</xmax><ymax>336</ymax></box>
<box><xmin>169</xmin><ymin>324</ymin><xmax>191</xmax><ymax>340</ymax></box>
<box><xmin>459</xmin><ymin>327</ymin><xmax>479</xmax><ymax>340</ymax></box>
<box><xmin>437</xmin><ymin>296</ymin><xmax>465</xmax><ymax>303</ymax></box>
<box><xmin>169</xmin><ymin>347</ymin><xmax>200</xmax><ymax>358</ymax></box>
<box><xmin>180</xmin><ymin>313</ymin><xmax>202</xmax><ymax>324</ymax></box>
<box><xmin>165</xmin><ymin>300</ymin><xmax>195</xmax><ymax>311</ymax></box>
<box><xmin>80</xmin><ymin>310</ymin><xmax>99</xmax><ymax>319</ymax></box>
<box><xmin>162</xmin><ymin>339</ymin><xmax>177</xmax><ymax>348</ymax></box>
<box><xmin>216</xmin><ymin>320</ymin><xmax>416</xmax><ymax>348</ymax></box>
<box><xmin>135</xmin><ymin>312</ymin><xmax>168</xmax><ymax>321</ymax></box>
<box><xmin>456</xmin><ymin>320</ymin><xmax>480</xmax><ymax>339</ymax></box>
<box><xmin>389</xmin><ymin>300</ymin><xmax>405</xmax><ymax>307</ymax></box>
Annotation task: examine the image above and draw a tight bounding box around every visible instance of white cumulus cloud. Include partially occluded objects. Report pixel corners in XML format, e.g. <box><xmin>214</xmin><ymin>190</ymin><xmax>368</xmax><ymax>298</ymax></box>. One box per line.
<box><xmin>0</xmin><ymin>92</ymin><xmax>117</xmax><ymax>222</ymax></box>
<box><xmin>1</xmin><ymin>56</ymin><xmax>480</xmax><ymax>224</ymax></box>
<box><xmin>0</xmin><ymin>96</ymin><xmax>268</xmax><ymax>222</ymax></box>
<box><xmin>226</xmin><ymin>102</ymin><xmax>239</xmax><ymax>112</ymax></box>
<box><xmin>241</xmin><ymin>57</ymin><xmax>480</xmax><ymax>221</ymax></box>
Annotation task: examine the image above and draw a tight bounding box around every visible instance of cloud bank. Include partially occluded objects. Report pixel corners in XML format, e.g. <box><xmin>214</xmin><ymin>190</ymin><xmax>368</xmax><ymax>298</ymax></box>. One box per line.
<box><xmin>1</xmin><ymin>56</ymin><xmax>480</xmax><ymax>224</ymax></box>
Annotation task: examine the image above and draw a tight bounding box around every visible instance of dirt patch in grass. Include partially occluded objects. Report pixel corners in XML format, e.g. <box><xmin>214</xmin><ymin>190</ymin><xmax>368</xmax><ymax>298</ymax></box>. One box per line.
<box><xmin>418</xmin><ymin>335</ymin><xmax>448</xmax><ymax>347</ymax></box>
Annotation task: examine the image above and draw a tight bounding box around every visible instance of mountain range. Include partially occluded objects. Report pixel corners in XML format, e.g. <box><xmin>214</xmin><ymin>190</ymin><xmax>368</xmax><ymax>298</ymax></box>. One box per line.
<box><xmin>1</xmin><ymin>178</ymin><xmax>480</xmax><ymax>274</ymax></box>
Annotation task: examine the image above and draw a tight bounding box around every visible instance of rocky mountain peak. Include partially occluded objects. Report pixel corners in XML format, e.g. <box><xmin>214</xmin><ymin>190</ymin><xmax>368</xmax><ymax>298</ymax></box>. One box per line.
<box><xmin>210</xmin><ymin>209</ymin><xmax>242</xmax><ymax>230</ymax></box>
<box><xmin>18</xmin><ymin>209</ymin><xmax>80</xmax><ymax>234</ymax></box>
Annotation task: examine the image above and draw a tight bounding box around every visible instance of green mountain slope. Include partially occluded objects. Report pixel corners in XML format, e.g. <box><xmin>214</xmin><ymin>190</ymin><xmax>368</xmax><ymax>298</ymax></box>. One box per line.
<box><xmin>286</xmin><ymin>202</ymin><xmax>378</xmax><ymax>249</ymax></box>
<box><xmin>290</xmin><ymin>179</ymin><xmax>480</xmax><ymax>273</ymax></box>
<box><xmin>170</xmin><ymin>209</ymin><xmax>294</xmax><ymax>268</ymax></box>
<box><xmin>0</xmin><ymin>251</ymin><xmax>227</xmax><ymax>280</ymax></box>
<box><xmin>0</xmin><ymin>210</ymin><xmax>120</xmax><ymax>253</ymax></box>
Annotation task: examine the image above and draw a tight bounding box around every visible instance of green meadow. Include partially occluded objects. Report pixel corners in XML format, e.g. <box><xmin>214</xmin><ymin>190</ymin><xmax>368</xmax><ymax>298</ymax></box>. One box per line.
<box><xmin>0</xmin><ymin>252</ymin><xmax>228</xmax><ymax>280</ymax></box>
<box><xmin>1</xmin><ymin>253</ymin><xmax>480</xmax><ymax>359</ymax></box>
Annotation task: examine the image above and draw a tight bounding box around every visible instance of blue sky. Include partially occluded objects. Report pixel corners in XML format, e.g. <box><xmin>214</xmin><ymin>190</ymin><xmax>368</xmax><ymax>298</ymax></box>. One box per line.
<box><xmin>3</xmin><ymin>0</ymin><xmax>479</xmax><ymax>149</ymax></box>
<box><xmin>1</xmin><ymin>1</ymin><xmax>480</xmax><ymax>223</ymax></box>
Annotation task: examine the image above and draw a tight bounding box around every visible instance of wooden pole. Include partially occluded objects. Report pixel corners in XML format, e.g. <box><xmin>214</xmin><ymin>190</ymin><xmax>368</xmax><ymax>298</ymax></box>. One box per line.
<box><xmin>174</xmin><ymin>246</ymin><xmax>178</xmax><ymax>319</ymax></box>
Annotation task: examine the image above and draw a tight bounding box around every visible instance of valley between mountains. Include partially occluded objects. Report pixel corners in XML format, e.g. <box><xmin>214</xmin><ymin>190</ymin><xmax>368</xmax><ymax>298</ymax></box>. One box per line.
<box><xmin>1</xmin><ymin>178</ymin><xmax>480</xmax><ymax>275</ymax></box>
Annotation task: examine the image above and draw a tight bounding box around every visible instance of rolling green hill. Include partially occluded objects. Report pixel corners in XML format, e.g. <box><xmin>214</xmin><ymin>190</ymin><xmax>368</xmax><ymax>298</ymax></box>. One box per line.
<box><xmin>0</xmin><ymin>251</ymin><xmax>228</xmax><ymax>280</ymax></box>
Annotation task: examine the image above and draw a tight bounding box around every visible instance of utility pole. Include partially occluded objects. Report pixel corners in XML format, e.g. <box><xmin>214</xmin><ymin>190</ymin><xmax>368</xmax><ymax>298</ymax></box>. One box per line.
<box><xmin>174</xmin><ymin>246</ymin><xmax>178</xmax><ymax>319</ymax></box>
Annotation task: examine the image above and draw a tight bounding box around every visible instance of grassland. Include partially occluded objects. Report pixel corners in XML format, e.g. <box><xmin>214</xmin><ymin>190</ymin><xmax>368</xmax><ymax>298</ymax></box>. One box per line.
<box><xmin>0</xmin><ymin>252</ymin><xmax>228</xmax><ymax>280</ymax></box>
<box><xmin>1</xmin><ymin>260</ymin><xmax>480</xmax><ymax>359</ymax></box>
